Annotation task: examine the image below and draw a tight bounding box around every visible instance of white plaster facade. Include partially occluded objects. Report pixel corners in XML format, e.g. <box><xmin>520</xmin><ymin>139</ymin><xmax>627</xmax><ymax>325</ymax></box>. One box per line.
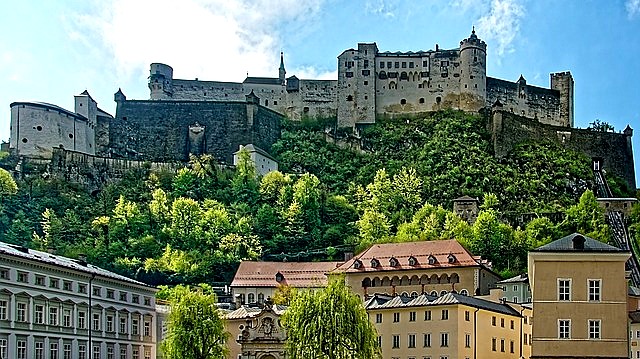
<box><xmin>0</xmin><ymin>242</ymin><xmax>158</xmax><ymax>359</ymax></box>
<box><xmin>233</xmin><ymin>144</ymin><xmax>278</xmax><ymax>177</ymax></box>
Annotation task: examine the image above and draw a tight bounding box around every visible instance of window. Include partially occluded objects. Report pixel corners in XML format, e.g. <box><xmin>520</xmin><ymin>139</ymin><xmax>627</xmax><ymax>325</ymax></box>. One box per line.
<box><xmin>107</xmin><ymin>347</ymin><xmax>114</xmax><ymax>359</ymax></box>
<box><xmin>133</xmin><ymin>319</ymin><xmax>139</xmax><ymax>335</ymax></box>
<box><xmin>17</xmin><ymin>302</ymin><xmax>26</xmax><ymax>322</ymax></box>
<box><xmin>400</xmin><ymin>99</ymin><xmax>407</xmax><ymax>105</ymax></box>
<box><xmin>465</xmin><ymin>333</ymin><xmax>471</xmax><ymax>347</ymax></box>
<box><xmin>132</xmin><ymin>349</ymin><xmax>139</xmax><ymax>359</ymax></box>
<box><xmin>17</xmin><ymin>340</ymin><xmax>27</xmax><ymax>359</ymax></box>
<box><xmin>17</xmin><ymin>272</ymin><xmax>28</xmax><ymax>283</ymax></box>
<box><xmin>589</xmin><ymin>319</ymin><xmax>601</xmax><ymax>339</ymax></box>
<box><xmin>144</xmin><ymin>347</ymin><xmax>151</xmax><ymax>359</ymax></box>
<box><xmin>35</xmin><ymin>275</ymin><xmax>45</xmax><ymax>286</ymax></box>
<box><xmin>387</xmin><ymin>61</ymin><xmax>392</xmax><ymax>68</ymax></box>
<box><xmin>393</xmin><ymin>312</ymin><xmax>400</xmax><ymax>322</ymax></box>
<box><xmin>63</xmin><ymin>344</ymin><xmax>71</xmax><ymax>359</ymax></box>
<box><xmin>464</xmin><ymin>311</ymin><xmax>470</xmax><ymax>321</ymax></box>
<box><xmin>50</xmin><ymin>278</ymin><xmax>59</xmax><ymax>288</ymax></box>
<box><xmin>78</xmin><ymin>311</ymin><xmax>86</xmax><ymax>329</ymax></box>
<box><xmin>120</xmin><ymin>348</ymin><xmax>127</xmax><ymax>359</ymax></box>
<box><xmin>120</xmin><ymin>317</ymin><xmax>128</xmax><ymax>333</ymax></box>
<box><xmin>500</xmin><ymin>338</ymin><xmax>505</xmax><ymax>352</ymax></box>
<box><xmin>510</xmin><ymin>340</ymin><xmax>515</xmax><ymax>353</ymax></box>
<box><xmin>408</xmin><ymin>334</ymin><xmax>416</xmax><ymax>348</ymax></box>
<box><xmin>144</xmin><ymin>319</ymin><xmax>151</xmax><ymax>336</ymax></box>
<box><xmin>63</xmin><ymin>281</ymin><xmax>72</xmax><ymax>291</ymax></box>
<box><xmin>513</xmin><ymin>296</ymin><xmax>518</xmax><ymax>303</ymax></box>
<box><xmin>93</xmin><ymin>313</ymin><xmax>101</xmax><ymax>331</ymax></box>
<box><xmin>380</xmin><ymin>62</ymin><xmax>385</xmax><ymax>68</ymax></box>
<box><xmin>362</xmin><ymin>70</ymin><xmax>370</xmax><ymax>76</ymax></box>
<box><xmin>107</xmin><ymin>290</ymin><xmax>115</xmax><ymax>299</ymax></box>
<box><xmin>0</xmin><ymin>300</ymin><xmax>6</xmax><ymax>320</ymax></box>
<box><xmin>375</xmin><ymin>313</ymin><xmax>382</xmax><ymax>323</ymax></box>
<box><xmin>409</xmin><ymin>311</ymin><xmax>416</xmax><ymax>322</ymax></box>
<box><xmin>258</xmin><ymin>293</ymin><xmax>265</xmax><ymax>304</ymax></box>
<box><xmin>441</xmin><ymin>310</ymin><xmax>448</xmax><ymax>320</ymax></box>
<box><xmin>78</xmin><ymin>345</ymin><xmax>86</xmax><ymax>359</ymax></box>
<box><xmin>107</xmin><ymin>315</ymin><xmax>114</xmax><ymax>332</ymax></box>
<box><xmin>63</xmin><ymin>309</ymin><xmax>71</xmax><ymax>327</ymax></box>
<box><xmin>395</xmin><ymin>62</ymin><xmax>399</xmax><ymax>68</ymax></box>
<box><xmin>500</xmin><ymin>318</ymin><xmax>505</xmax><ymax>327</ymax></box>
<box><xmin>558</xmin><ymin>279</ymin><xmax>571</xmax><ymax>301</ymax></box>
<box><xmin>492</xmin><ymin>337</ymin><xmax>497</xmax><ymax>351</ymax></box>
<box><xmin>93</xmin><ymin>286</ymin><xmax>101</xmax><ymax>297</ymax></box>
<box><xmin>392</xmin><ymin>335</ymin><xmax>400</xmax><ymax>348</ymax></box>
<box><xmin>50</xmin><ymin>343</ymin><xmax>59</xmax><ymax>359</ymax></box>
<box><xmin>49</xmin><ymin>306</ymin><xmax>59</xmax><ymax>325</ymax></box>
<box><xmin>0</xmin><ymin>268</ymin><xmax>8</xmax><ymax>280</ymax></box>
<box><xmin>93</xmin><ymin>346</ymin><xmax>100</xmax><ymax>359</ymax></box>
<box><xmin>35</xmin><ymin>342</ymin><xmax>44</xmax><ymax>359</ymax></box>
<box><xmin>144</xmin><ymin>297</ymin><xmax>151</xmax><ymax>306</ymax></box>
<box><xmin>424</xmin><ymin>310</ymin><xmax>431</xmax><ymax>321</ymax></box>
<box><xmin>511</xmin><ymin>320</ymin><xmax>514</xmax><ymax>329</ymax></box>
<box><xmin>423</xmin><ymin>333</ymin><xmax>431</xmax><ymax>347</ymax></box>
<box><xmin>35</xmin><ymin>304</ymin><xmax>44</xmax><ymax>324</ymax></box>
<box><xmin>589</xmin><ymin>279</ymin><xmax>601</xmax><ymax>301</ymax></box>
<box><xmin>558</xmin><ymin>319</ymin><xmax>571</xmax><ymax>339</ymax></box>
<box><xmin>78</xmin><ymin>284</ymin><xmax>87</xmax><ymax>294</ymax></box>
<box><xmin>345</xmin><ymin>72</ymin><xmax>354</xmax><ymax>78</ymax></box>
<box><xmin>492</xmin><ymin>316</ymin><xmax>496</xmax><ymax>326</ymax></box>
<box><xmin>440</xmin><ymin>332</ymin><xmax>448</xmax><ymax>347</ymax></box>
<box><xmin>0</xmin><ymin>339</ymin><xmax>6</xmax><ymax>359</ymax></box>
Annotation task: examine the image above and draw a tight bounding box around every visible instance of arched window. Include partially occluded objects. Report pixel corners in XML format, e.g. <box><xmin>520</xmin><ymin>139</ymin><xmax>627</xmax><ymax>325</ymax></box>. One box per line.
<box><xmin>378</xmin><ymin>71</ymin><xmax>388</xmax><ymax>80</ymax></box>
<box><xmin>460</xmin><ymin>289</ymin><xmax>469</xmax><ymax>296</ymax></box>
<box><xmin>354</xmin><ymin>259</ymin><xmax>363</xmax><ymax>269</ymax></box>
<box><xmin>428</xmin><ymin>255</ymin><xmax>437</xmax><ymax>265</ymax></box>
<box><xmin>411</xmin><ymin>291</ymin><xmax>419</xmax><ymax>298</ymax></box>
<box><xmin>436</xmin><ymin>96</ymin><xmax>442</xmax><ymax>104</ymax></box>
<box><xmin>440</xmin><ymin>290</ymin><xmax>448</xmax><ymax>296</ymax></box>
<box><xmin>371</xmin><ymin>258</ymin><xmax>380</xmax><ymax>268</ymax></box>
<box><xmin>408</xmin><ymin>256</ymin><xmax>418</xmax><ymax>266</ymax></box>
<box><xmin>389</xmin><ymin>257</ymin><xmax>399</xmax><ymax>267</ymax></box>
<box><xmin>347</xmin><ymin>95</ymin><xmax>353</xmax><ymax>101</ymax></box>
<box><xmin>448</xmin><ymin>254</ymin><xmax>457</xmax><ymax>263</ymax></box>
<box><xmin>400</xmin><ymin>99</ymin><xmax>407</xmax><ymax>105</ymax></box>
<box><xmin>419</xmin><ymin>98</ymin><xmax>425</xmax><ymax>104</ymax></box>
<box><xmin>248</xmin><ymin>293</ymin><xmax>255</xmax><ymax>303</ymax></box>
<box><xmin>258</xmin><ymin>293</ymin><xmax>264</xmax><ymax>304</ymax></box>
<box><xmin>430</xmin><ymin>291</ymin><xmax>438</xmax><ymax>297</ymax></box>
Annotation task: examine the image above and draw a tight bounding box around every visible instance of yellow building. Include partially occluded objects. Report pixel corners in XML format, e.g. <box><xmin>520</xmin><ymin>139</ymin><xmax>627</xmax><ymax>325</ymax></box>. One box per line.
<box><xmin>528</xmin><ymin>233</ymin><xmax>630</xmax><ymax>359</ymax></box>
<box><xmin>333</xmin><ymin>240</ymin><xmax>501</xmax><ymax>299</ymax></box>
<box><xmin>225</xmin><ymin>302</ymin><xmax>287</xmax><ymax>359</ymax></box>
<box><xmin>365</xmin><ymin>292</ymin><xmax>532</xmax><ymax>359</ymax></box>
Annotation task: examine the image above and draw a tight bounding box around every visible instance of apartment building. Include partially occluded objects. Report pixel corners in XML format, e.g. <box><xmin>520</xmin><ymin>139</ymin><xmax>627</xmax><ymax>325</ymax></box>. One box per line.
<box><xmin>0</xmin><ymin>241</ymin><xmax>158</xmax><ymax>359</ymax></box>
<box><xmin>528</xmin><ymin>233</ymin><xmax>630</xmax><ymax>359</ymax></box>
<box><xmin>365</xmin><ymin>292</ymin><xmax>532</xmax><ymax>359</ymax></box>
<box><xmin>496</xmin><ymin>274</ymin><xmax>531</xmax><ymax>304</ymax></box>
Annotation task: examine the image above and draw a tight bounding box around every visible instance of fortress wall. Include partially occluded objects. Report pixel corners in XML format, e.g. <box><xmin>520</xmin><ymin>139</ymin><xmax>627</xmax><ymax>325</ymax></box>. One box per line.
<box><xmin>486</xmin><ymin>78</ymin><xmax>563</xmax><ymax>126</ymax></box>
<box><xmin>110</xmin><ymin>100</ymin><xmax>281</xmax><ymax>164</ymax></box>
<box><xmin>169</xmin><ymin>79</ymin><xmax>245</xmax><ymax>101</ymax></box>
<box><xmin>10</xmin><ymin>103</ymin><xmax>93</xmax><ymax>158</ymax></box>
<box><xmin>295</xmin><ymin>79</ymin><xmax>338</xmax><ymax>119</ymax></box>
<box><xmin>492</xmin><ymin>110</ymin><xmax>635</xmax><ymax>190</ymax></box>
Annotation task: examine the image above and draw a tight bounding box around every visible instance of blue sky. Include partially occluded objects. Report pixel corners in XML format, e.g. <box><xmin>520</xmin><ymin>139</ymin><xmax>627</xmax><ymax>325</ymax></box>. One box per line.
<box><xmin>1</xmin><ymin>0</ymin><xmax>639</xmax><ymax>186</ymax></box>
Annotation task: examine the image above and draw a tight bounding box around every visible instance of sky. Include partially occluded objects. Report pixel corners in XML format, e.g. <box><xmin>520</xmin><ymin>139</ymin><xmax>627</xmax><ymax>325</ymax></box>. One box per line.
<box><xmin>1</xmin><ymin>0</ymin><xmax>639</xmax><ymax>186</ymax></box>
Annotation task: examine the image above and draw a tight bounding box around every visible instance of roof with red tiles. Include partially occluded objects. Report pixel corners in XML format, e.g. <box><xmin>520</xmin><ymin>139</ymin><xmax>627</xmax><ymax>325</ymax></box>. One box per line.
<box><xmin>230</xmin><ymin>261</ymin><xmax>343</xmax><ymax>288</ymax></box>
<box><xmin>333</xmin><ymin>239</ymin><xmax>488</xmax><ymax>273</ymax></box>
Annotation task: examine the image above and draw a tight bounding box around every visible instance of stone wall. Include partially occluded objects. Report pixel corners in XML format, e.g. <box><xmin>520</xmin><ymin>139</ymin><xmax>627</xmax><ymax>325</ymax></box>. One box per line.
<box><xmin>491</xmin><ymin>110</ymin><xmax>635</xmax><ymax>190</ymax></box>
<box><xmin>109</xmin><ymin>98</ymin><xmax>281</xmax><ymax>164</ymax></box>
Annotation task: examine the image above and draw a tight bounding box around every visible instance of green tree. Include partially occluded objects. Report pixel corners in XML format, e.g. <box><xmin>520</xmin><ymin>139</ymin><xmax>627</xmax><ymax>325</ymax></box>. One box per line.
<box><xmin>282</xmin><ymin>277</ymin><xmax>381</xmax><ymax>359</ymax></box>
<box><xmin>0</xmin><ymin>168</ymin><xmax>17</xmax><ymax>198</ymax></box>
<box><xmin>231</xmin><ymin>148</ymin><xmax>260</xmax><ymax>207</ymax></box>
<box><xmin>162</xmin><ymin>285</ymin><xmax>229</xmax><ymax>359</ymax></box>
<box><xmin>561</xmin><ymin>189</ymin><xmax>610</xmax><ymax>242</ymax></box>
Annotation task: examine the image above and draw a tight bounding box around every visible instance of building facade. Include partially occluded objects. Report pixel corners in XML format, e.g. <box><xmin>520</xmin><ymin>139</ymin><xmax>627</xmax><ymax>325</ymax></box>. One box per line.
<box><xmin>496</xmin><ymin>274</ymin><xmax>531</xmax><ymax>304</ymax></box>
<box><xmin>0</xmin><ymin>241</ymin><xmax>158</xmax><ymax>359</ymax></box>
<box><xmin>225</xmin><ymin>302</ymin><xmax>287</xmax><ymax>359</ymax></box>
<box><xmin>233</xmin><ymin>144</ymin><xmax>279</xmax><ymax>177</ymax></box>
<box><xmin>528</xmin><ymin>233</ymin><xmax>630</xmax><ymax>359</ymax></box>
<box><xmin>365</xmin><ymin>292</ymin><xmax>532</xmax><ymax>359</ymax></box>
<box><xmin>333</xmin><ymin>239</ymin><xmax>501</xmax><ymax>299</ymax></box>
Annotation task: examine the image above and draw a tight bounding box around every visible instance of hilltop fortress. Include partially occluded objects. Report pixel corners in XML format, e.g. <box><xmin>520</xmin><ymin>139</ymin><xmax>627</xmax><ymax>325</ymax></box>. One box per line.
<box><xmin>7</xmin><ymin>29</ymin><xmax>635</xmax><ymax>190</ymax></box>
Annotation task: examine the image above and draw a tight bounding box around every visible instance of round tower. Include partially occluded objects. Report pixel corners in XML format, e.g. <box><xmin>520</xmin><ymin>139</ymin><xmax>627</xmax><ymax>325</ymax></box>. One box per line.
<box><xmin>459</xmin><ymin>27</ymin><xmax>487</xmax><ymax>111</ymax></box>
<box><xmin>148</xmin><ymin>63</ymin><xmax>174</xmax><ymax>100</ymax></box>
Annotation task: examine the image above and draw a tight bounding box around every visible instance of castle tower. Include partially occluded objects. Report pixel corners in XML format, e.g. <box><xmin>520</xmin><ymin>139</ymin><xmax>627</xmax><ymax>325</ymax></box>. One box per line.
<box><xmin>336</xmin><ymin>43</ymin><xmax>378</xmax><ymax>128</ymax></box>
<box><xmin>148</xmin><ymin>63</ymin><xmax>174</xmax><ymax>100</ymax></box>
<box><xmin>459</xmin><ymin>27</ymin><xmax>487</xmax><ymax>111</ymax></box>
<box><xmin>279</xmin><ymin>52</ymin><xmax>286</xmax><ymax>86</ymax></box>
<box><xmin>550</xmin><ymin>71</ymin><xmax>574</xmax><ymax>127</ymax></box>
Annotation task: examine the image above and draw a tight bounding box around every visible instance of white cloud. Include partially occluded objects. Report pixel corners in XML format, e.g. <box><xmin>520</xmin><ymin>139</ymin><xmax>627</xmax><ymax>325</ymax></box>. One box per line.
<box><xmin>365</xmin><ymin>0</ymin><xmax>397</xmax><ymax>18</ymax></box>
<box><xmin>476</xmin><ymin>0</ymin><xmax>525</xmax><ymax>57</ymax></box>
<box><xmin>68</xmin><ymin>0</ymin><xmax>325</xmax><ymax>87</ymax></box>
<box><xmin>627</xmin><ymin>0</ymin><xmax>640</xmax><ymax>18</ymax></box>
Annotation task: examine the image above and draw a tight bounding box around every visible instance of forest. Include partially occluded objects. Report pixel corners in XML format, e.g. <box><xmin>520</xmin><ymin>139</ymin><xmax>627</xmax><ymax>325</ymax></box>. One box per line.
<box><xmin>0</xmin><ymin>110</ymin><xmax>637</xmax><ymax>286</ymax></box>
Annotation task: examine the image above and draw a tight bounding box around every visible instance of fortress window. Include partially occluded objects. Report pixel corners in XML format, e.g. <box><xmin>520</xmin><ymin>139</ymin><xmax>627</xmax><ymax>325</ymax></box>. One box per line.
<box><xmin>419</xmin><ymin>98</ymin><xmax>425</xmax><ymax>104</ymax></box>
<box><xmin>346</xmin><ymin>95</ymin><xmax>353</xmax><ymax>102</ymax></box>
<box><xmin>364</xmin><ymin>81</ymin><xmax>368</xmax><ymax>85</ymax></box>
<box><xmin>204</xmin><ymin>92</ymin><xmax>207</xmax><ymax>96</ymax></box>
<box><xmin>346</xmin><ymin>72</ymin><xmax>354</xmax><ymax>78</ymax></box>
<box><xmin>362</xmin><ymin>70</ymin><xmax>370</xmax><ymax>76</ymax></box>
<box><xmin>465</xmin><ymin>84</ymin><xmax>468</xmax><ymax>88</ymax></box>
<box><xmin>36</xmin><ymin>126</ymin><xmax>42</xmax><ymax>131</ymax></box>
<box><xmin>21</xmin><ymin>138</ymin><xmax>28</xmax><ymax>143</ymax></box>
<box><xmin>423</xmin><ymin>60</ymin><xmax>428</xmax><ymax>67</ymax></box>
<box><xmin>474</xmin><ymin>56</ymin><xmax>478</xmax><ymax>62</ymax></box>
<box><xmin>441</xmin><ymin>61</ymin><xmax>449</xmax><ymax>67</ymax></box>
<box><xmin>400</xmin><ymin>99</ymin><xmax>407</xmax><ymax>105</ymax></box>
<box><xmin>303</xmin><ymin>107</ymin><xmax>309</xmax><ymax>113</ymax></box>
<box><xmin>402</xmin><ymin>62</ymin><xmax>407</xmax><ymax>68</ymax></box>
<box><xmin>475</xmin><ymin>84</ymin><xmax>478</xmax><ymax>88</ymax></box>
<box><xmin>387</xmin><ymin>61</ymin><xmax>392</xmax><ymax>68</ymax></box>
<box><xmin>409</xmin><ymin>62</ymin><xmax>414</xmax><ymax>68</ymax></box>
<box><xmin>364</xmin><ymin>60</ymin><xmax>369</xmax><ymax>68</ymax></box>
<box><xmin>265</xmin><ymin>100</ymin><xmax>269</xmax><ymax>106</ymax></box>
<box><xmin>395</xmin><ymin>62</ymin><xmax>399</xmax><ymax>68</ymax></box>
<box><xmin>436</xmin><ymin>97</ymin><xmax>442</xmax><ymax>104</ymax></box>
<box><xmin>274</xmin><ymin>101</ymin><xmax>278</xmax><ymax>105</ymax></box>
<box><xmin>69</xmin><ymin>134</ymin><xmax>73</xmax><ymax>139</ymax></box>
<box><xmin>380</xmin><ymin>62</ymin><xmax>385</xmax><ymax>68</ymax></box>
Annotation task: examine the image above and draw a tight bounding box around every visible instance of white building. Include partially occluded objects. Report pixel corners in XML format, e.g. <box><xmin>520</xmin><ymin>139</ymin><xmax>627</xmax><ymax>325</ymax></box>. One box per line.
<box><xmin>233</xmin><ymin>144</ymin><xmax>278</xmax><ymax>177</ymax></box>
<box><xmin>0</xmin><ymin>241</ymin><xmax>158</xmax><ymax>359</ymax></box>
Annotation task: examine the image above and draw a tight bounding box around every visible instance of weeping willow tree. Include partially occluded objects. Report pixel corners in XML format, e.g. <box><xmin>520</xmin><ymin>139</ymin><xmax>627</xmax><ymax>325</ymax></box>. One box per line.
<box><xmin>282</xmin><ymin>276</ymin><xmax>381</xmax><ymax>359</ymax></box>
<box><xmin>161</xmin><ymin>285</ymin><xmax>229</xmax><ymax>359</ymax></box>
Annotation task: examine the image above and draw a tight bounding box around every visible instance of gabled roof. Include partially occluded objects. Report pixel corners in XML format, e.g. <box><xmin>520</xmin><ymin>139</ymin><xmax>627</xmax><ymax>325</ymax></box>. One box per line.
<box><xmin>533</xmin><ymin>233</ymin><xmax>626</xmax><ymax>253</ymax></box>
<box><xmin>0</xmin><ymin>241</ymin><xmax>154</xmax><ymax>288</ymax></box>
<box><xmin>453</xmin><ymin>195</ymin><xmax>479</xmax><ymax>202</ymax></box>
<box><xmin>630</xmin><ymin>310</ymin><xmax>640</xmax><ymax>324</ymax></box>
<box><xmin>497</xmin><ymin>273</ymin><xmax>528</xmax><ymax>284</ymax></box>
<box><xmin>333</xmin><ymin>240</ymin><xmax>487</xmax><ymax>273</ymax></box>
<box><xmin>234</xmin><ymin>144</ymin><xmax>276</xmax><ymax>161</ymax></box>
<box><xmin>364</xmin><ymin>292</ymin><xmax>521</xmax><ymax>317</ymax></box>
<box><xmin>230</xmin><ymin>261</ymin><xmax>342</xmax><ymax>288</ymax></box>
<box><xmin>225</xmin><ymin>304</ymin><xmax>287</xmax><ymax>319</ymax></box>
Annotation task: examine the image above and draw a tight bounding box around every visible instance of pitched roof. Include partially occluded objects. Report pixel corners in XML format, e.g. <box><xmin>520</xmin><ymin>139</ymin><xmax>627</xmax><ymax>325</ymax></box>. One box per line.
<box><xmin>243</xmin><ymin>77</ymin><xmax>281</xmax><ymax>85</ymax></box>
<box><xmin>234</xmin><ymin>144</ymin><xmax>276</xmax><ymax>161</ymax></box>
<box><xmin>225</xmin><ymin>304</ymin><xmax>287</xmax><ymax>319</ymax></box>
<box><xmin>0</xmin><ymin>241</ymin><xmax>154</xmax><ymax>288</ymax></box>
<box><xmin>364</xmin><ymin>292</ymin><xmax>520</xmax><ymax>317</ymax></box>
<box><xmin>533</xmin><ymin>233</ymin><xmax>626</xmax><ymax>253</ymax></box>
<box><xmin>230</xmin><ymin>261</ymin><xmax>342</xmax><ymax>288</ymax></box>
<box><xmin>497</xmin><ymin>273</ymin><xmax>528</xmax><ymax>284</ymax></box>
<box><xmin>453</xmin><ymin>195</ymin><xmax>479</xmax><ymax>202</ymax></box>
<box><xmin>630</xmin><ymin>310</ymin><xmax>640</xmax><ymax>324</ymax></box>
<box><xmin>333</xmin><ymin>240</ymin><xmax>486</xmax><ymax>273</ymax></box>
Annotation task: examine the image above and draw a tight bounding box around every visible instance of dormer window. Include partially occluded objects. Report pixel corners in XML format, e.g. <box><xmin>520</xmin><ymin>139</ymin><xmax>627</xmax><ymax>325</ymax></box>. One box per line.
<box><xmin>389</xmin><ymin>257</ymin><xmax>399</xmax><ymax>267</ymax></box>
<box><xmin>428</xmin><ymin>255</ymin><xmax>437</xmax><ymax>265</ymax></box>
<box><xmin>371</xmin><ymin>258</ymin><xmax>380</xmax><ymax>268</ymax></box>
<box><xmin>448</xmin><ymin>254</ymin><xmax>457</xmax><ymax>264</ymax></box>
<box><xmin>275</xmin><ymin>272</ymin><xmax>284</xmax><ymax>283</ymax></box>
<box><xmin>353</xmin><ymin>259</ymin><xmax>363</xmax><ymax>269</ymax></box>
<box><xmin>408</xmin><ymin>256</ymin><xmax>418</xmax><ymax>266</ymax></box>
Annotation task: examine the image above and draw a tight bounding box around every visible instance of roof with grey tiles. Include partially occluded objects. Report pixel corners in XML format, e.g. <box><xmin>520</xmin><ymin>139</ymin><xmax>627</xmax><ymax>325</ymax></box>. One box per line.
<box><xmin>533</xmin><ymin>233</ymin><xmax>625</xmax><ymax>252</ymax></box>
